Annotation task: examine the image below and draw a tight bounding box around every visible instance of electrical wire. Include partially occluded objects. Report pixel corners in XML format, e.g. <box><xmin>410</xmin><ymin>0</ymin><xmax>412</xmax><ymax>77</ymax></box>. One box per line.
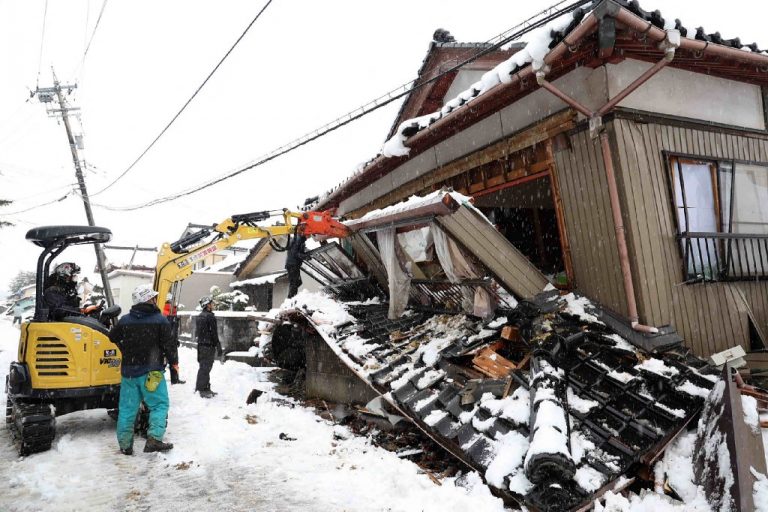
<box><xmin>0</xmin><ymin>192</ymin><xmax>71</xmax><ymax>215</ymax></box>
<box><xmin>95</xmin><ymin>0</ymin><xmax>590</xmax><ymax>212</ymax></box>
<box><xmin>36</xmin><ymin>0</ymin><xmax>49</xmax><ymax>88</ymax></box>
<box><xmin>91</xmin><ymin>0</ymin><xmax>274</xmax><ymax>197</ymax></box>
<box><xmin>82</xmin><ymin>0</ymin><xmax>108</xmax><ymax>62</ymax></box>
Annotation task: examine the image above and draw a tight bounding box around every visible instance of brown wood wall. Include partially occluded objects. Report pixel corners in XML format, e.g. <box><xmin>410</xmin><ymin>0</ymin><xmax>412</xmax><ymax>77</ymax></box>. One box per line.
<box><xmin>609</xmin><ymin>117</ymin><xmax>768</xmax><ymax>356</ymax></box>
<box><xmin>552</xmin><ymin>130</ymin><xmax>628</xmax><ymax>317</ymax></box>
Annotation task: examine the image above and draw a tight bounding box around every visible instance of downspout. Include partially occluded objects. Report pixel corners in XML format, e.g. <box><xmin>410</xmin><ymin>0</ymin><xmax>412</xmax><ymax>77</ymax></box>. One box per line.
<box><xmin>534</xmin><ymin>28</ymin><xmax>680</xmax><ymax>334</ymax></box>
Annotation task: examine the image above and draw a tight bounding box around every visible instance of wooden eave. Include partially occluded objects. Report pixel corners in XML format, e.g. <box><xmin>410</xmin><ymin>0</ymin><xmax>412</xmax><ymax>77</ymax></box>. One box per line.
<box><xmin>320</xmin><ymin>2</ymin><xmax>768</xmax><ymax>212</ymax></box>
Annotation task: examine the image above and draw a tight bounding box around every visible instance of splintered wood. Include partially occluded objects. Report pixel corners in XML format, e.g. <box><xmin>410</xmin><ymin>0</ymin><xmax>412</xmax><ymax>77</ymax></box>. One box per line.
<box><xmin>472</xmin><ymin>346</ymin><xmax>517</xmax><ymax>379</ymax></box>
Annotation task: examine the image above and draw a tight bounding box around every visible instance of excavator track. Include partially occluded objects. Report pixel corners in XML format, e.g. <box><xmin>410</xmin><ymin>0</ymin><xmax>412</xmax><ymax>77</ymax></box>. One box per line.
<box><xmin>6</xmin><ymin>397</ymin><xmax>56</xmax><ymax>456</ymax></box>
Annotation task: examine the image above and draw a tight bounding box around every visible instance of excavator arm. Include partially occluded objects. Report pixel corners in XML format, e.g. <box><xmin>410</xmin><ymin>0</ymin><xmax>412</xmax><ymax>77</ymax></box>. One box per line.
<box><xmin>153</xmin><ymin>209</ymin><xmax>348</xmax><ymax>308</ymax></box>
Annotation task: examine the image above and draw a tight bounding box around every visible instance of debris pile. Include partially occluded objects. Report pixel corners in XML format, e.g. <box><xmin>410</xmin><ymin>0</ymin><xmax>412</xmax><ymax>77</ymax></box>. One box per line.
<box><xmin>275</xmin><ymin>290</ymin><xmax>726</xmax><ymax>510</ymax></box>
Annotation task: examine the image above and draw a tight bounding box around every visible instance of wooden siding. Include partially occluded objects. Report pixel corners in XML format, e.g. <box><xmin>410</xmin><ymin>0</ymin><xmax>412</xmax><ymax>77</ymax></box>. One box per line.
<box><xmin>552</xmin><ymin>130</ymin><xmax>628</xmax><ymax>317</ymax></box>
<box><xmin>611</xmin><ymin>117</ymin><xmax>768</xmax><ymax>356</ymax></box>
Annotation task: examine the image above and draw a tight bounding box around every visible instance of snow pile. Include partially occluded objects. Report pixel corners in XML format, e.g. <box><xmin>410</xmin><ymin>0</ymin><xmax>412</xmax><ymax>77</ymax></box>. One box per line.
<box><xmin>481</xmin><ymin>386</ymin><xmax>530</xmax><ymax>426</ymax></box>
<box><xmin>607</xmin><ymin>369</ymin><xmax>636</xmax><ymax>384</ymax></box>
<box><xmin>752</xmin><ymin>468</ymin><xmax>768</xmax><ymax>512</ymax></box>
<box><xmin>654</xmin><ymin>430</ymin><xmax>710</xmax><ymax>506</ymax></box>
<box><xmin>281</xmin><ymin>290</ymin><xmax>354</xmax><ymax>331</ymax></box>
<box><xmin>574</xmin><ymin>465</ymin><xmax>606</xmax><ymax>493</ymax></box>
<box><xmin>0</xmin><ymin>318</ymin><xmax>508</xmax><ymax>512</ymax></box>
<box><xmin>380</xmin><ymin>8</ymin><xmax>586</xmax><ymax>158</ymax></box>
<box><xmin>741</xmin><ymin>395</ymin><xmax>760</xmax><ymax>434</ymax></box>
<box><xmin>566</xmin><ymin>387</ymin><xmax>599</xmax><ymax>414</ymax></box>
<box><xmin>676</xmin><ymin>380</ymin><xmax>712</xmax><ymax>399</ymax></box>
<box><xmin>561</xmin><ymin>293</ymin><xmax>604</xmax><ymax>324</ymax></box>
<box><xmin>484</xmin><ymin>430</ymin><xmax>531</xmax><ymax>491</ymax></box>
<box><xmin>603</xmin><ymin>333</ymin><xmax>637</xmax><ymax>353</ymax></box>
<box><xmin>634</xmin><ymin>358</ymin><xmax>680</xmax><ymax>378</ymax></box>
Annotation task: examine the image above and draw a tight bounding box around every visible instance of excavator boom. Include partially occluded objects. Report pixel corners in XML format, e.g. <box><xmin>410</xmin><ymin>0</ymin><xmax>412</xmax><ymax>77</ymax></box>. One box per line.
<box><xmin>153</xmin><ymin>209</ymin><xmax>348</xmax><ymax>308</ymax></box>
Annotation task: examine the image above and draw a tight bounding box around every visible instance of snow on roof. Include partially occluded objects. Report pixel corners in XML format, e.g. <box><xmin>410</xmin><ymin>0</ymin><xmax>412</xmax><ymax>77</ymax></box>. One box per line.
<box><xmin>281</xmin><ymin>288</ymin><xmax>720</xmax><ymax>510</ymax></box>
<box><xmin>199</xmin><ymin>250</ymin><xmax>250</xmax><ymax>273</ymax></box>
<box><xmin>230</xmin><ymin>271</ymin><xmax>287</xmax><ymax>288</ymax></box>
<box><xmin>103</xmin><ymin>247</ymin><xmax>158</xmax><ymax>269</ymax></box>
<box><xmin>107</xmin><ymin>268</ymin><xmax>153</xmax><ymax>279</ymax></box>
<box><xmin>381</xmin><ymin>9</ymin><xmax>585</xmax><ymax>159</ymax></box>
<box><xmin>356</xmin><ymin>189</ymin><xmax>472</xmax><ymax>223</ymax></box>
<box><xmin>311</xmin><ymin>0</ymin><xmax>768</xmax><ymax>213</ymax></box>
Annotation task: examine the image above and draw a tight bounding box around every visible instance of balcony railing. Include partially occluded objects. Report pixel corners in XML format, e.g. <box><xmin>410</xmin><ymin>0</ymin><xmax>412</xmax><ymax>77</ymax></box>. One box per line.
<box><xmin>409</xmin><ymin>278</ymin><xmax>517</xmax><ymax>313</ymax></box>
<box><xmin>679</xmin><ymin>232</ymin><xmax>768</xmax><ymax>282</ymax></box>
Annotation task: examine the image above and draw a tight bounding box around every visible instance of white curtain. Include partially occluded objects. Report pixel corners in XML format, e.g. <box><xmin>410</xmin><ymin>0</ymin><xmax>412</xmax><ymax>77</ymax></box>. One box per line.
<box><xmin>432</xmin><ymin>223</ymin><xmax>494</xmax><ymax>319</ymax></box>
<box><xmin>377</xmin><ymin>228</ymin><xmax>412</xmax><ymax>319</ymax></box>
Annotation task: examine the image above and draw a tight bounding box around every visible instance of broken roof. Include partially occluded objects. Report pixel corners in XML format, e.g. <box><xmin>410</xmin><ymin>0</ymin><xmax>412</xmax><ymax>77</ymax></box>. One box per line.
<box><xmin>281</xmin><ymin>287</ymin><xmax>718</xmax><ymax>510</ymax></box>
<box><xmin>314</xmin><ymin>0</ymin><xmax>768</xmax><ymax>213</ymax></box>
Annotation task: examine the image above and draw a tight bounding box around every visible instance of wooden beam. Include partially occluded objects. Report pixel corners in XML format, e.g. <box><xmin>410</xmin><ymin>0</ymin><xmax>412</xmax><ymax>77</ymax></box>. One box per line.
<box><xmin>349</xmin><ymin>110</ymin><xmax>576</xmax><ymax>218</ymax></box>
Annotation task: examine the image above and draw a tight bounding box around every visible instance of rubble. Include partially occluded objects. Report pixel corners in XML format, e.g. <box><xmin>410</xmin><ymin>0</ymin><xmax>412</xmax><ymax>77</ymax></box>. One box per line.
<box><xmin>265</xmin><ymin>190</ymin><xmax>768</xmax><ymax>510</ymax></box>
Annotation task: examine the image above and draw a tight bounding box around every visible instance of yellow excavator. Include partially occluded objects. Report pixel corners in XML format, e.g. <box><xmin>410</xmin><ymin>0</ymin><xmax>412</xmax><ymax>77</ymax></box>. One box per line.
<box><xmin>154</xmin><ymin>208</ymin><xmax>349</xmax><ymax>316</ymax></box>
<box><xmin>6</xmin><ymin>226</ymin><xmax>123</xmax><ymax>455</ymax></box>
<box><xmin>5</xmin><ymin>210</ymin><xmax>347</xmax><ymax>456</ymax></box>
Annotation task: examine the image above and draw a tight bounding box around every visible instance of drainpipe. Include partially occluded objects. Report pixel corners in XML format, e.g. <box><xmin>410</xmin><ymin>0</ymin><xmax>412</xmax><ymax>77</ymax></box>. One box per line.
<box><xmin>534</xmin><ymin>29</ymin><xmax>680</xmax><ymax>334</ymax></box>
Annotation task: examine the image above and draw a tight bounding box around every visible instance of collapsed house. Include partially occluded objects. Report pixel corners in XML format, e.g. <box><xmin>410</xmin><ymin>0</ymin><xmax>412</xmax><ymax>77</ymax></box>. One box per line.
<box><xmin>269</xmin><ymin>191</ymin><xmax>767</xmax><ymax>510</ymax></box>
<box><xmin>262</xmin><ymin>0</ymin><xmax>768</xmax><ymax>508</ymax></box>
<box><xmin>311</xmin><ymin>0</ymin><xmax>768</xmax><ymax>359</ymax></box>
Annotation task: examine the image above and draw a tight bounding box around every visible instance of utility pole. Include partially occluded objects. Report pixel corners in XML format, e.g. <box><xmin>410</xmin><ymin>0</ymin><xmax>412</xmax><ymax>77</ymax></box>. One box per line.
<box><xmin>34</xmin><ymin>69</ymin><xmax>115</xmax><ymax>307</ymax></box>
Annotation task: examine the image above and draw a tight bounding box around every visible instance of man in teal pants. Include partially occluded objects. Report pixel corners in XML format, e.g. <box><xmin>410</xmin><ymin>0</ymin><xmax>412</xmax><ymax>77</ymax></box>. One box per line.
<box><xmin>110</xmin><ymin>284</ymin><xmax>179</xmax><ymax>455</ymax></box>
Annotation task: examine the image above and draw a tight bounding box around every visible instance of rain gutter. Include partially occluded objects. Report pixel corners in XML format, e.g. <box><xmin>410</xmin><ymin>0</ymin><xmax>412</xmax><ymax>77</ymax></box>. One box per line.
<box><xmin>533</xmin><ymin>14</ymin><xmax>681</xmax><ymax>333</ymax></box>
<box><xmin>320</xmin><ymin>12</ymin><xmax>600</xmax><ymax>211</ymax></box>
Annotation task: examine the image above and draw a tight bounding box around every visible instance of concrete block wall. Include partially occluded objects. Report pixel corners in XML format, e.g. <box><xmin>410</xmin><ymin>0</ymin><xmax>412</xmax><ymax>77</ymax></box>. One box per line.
<box><xmin>304</xmin><ymin>335</ymin><xmax>378</xmax><ymax>406</ymax></box>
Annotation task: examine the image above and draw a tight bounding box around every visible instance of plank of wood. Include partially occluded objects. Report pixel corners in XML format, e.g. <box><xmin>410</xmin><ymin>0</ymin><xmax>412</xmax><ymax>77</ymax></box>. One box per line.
<box><xmin>472</xmin><ymin>347</ymin><xmax>516</xmax><ymax>379</ymax></box>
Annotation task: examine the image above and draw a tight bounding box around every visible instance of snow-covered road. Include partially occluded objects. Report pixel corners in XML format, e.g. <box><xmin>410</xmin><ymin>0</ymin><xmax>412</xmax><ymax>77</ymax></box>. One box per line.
<box><xmin>0</xmin><ymin>319</ymin><xmax>506</xmax><ymax>512</ymax></box>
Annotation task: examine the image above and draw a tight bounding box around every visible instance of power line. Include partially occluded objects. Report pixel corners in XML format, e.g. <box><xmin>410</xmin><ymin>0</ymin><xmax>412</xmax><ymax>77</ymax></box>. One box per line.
<box><xmin>95</xmin><ymin>0</ymin><xmax>589</xmax><ymax>212</ymax></box>
<box><xmin>91</xmin><ymin>0</ymin><xmax>274</xmax><ymax>197</ymax></box>
<box><xmin>36</xmin><ymin>0</ymin><xmax>49</xmax><ymax>87</ymax></box>
<box><xmin>82</xmin><ymin>0</ymin><xmax>108</xmax><ymax>62</ymax></box>
<box><xmin>0</xmin><ymin>192</ymin><xmax>71</xmax><ymax>215</ymax></box>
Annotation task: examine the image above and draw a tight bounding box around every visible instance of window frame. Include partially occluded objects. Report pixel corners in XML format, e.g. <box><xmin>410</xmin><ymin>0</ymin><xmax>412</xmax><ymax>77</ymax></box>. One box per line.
<box><xmin>663</xmin><ymin>151</ymin><xmax>768</xmax><ymax>281</ymax></box>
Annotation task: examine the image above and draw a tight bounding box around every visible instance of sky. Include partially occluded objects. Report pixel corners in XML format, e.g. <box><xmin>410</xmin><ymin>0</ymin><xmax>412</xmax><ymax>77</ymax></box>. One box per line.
<box><xmin>1</xmin><ymin>0</ymin><xmax>767</xmax><ymax>299</ymax></box>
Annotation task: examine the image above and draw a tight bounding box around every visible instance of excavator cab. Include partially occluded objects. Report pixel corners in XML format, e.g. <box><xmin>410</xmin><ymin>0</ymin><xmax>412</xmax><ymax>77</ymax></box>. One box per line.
<box><xmin>5</xmin><ymin>226</ymin><xmax>123</xmax><ymax>455</ymax></box>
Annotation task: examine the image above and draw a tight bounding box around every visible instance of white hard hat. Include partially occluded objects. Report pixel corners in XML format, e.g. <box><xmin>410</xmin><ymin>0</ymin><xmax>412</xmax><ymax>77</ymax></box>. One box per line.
<box><xmin>132</xmin><ymin>284</ymin><xmax>159</xmax><ymax>305</ymax></box>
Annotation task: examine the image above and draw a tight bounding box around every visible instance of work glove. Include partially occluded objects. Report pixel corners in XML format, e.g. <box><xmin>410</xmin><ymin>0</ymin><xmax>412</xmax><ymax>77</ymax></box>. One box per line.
<box><xmin>216</xmin><ymin>343</ymin><xmax>223</xmax><ymax>358</ymax></box>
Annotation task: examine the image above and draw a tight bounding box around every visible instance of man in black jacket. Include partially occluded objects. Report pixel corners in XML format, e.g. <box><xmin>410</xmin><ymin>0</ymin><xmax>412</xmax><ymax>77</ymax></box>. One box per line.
<box><xmin>285</xmin><ymin>234</ymin><xmax>307</xmax><ymax>299</ymax></box>
<box><xmin>195</xmin><ymin>296</ymin><xmax>222</xmax><ymax>398</ymax></box>
<box><xmin>109</xmin><ymin>284</ymin><xmax>178</xmax><ymax>455</ymax></box>
<box><xmin>43</xmin><ymin>262</ymin><xmax>83</xmax><ymax>320</ymax></box>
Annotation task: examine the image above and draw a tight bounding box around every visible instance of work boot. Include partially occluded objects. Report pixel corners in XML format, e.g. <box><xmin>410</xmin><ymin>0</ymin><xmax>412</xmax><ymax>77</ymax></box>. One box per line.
<box><xmin>199</xmin><ymin>390</ymin><xmax>215</xmax><ymax>399</ymax></box>
<box><xmin>171</xmin><ymin>379</ymin><xmax>186</xmax><ymax>385</ymax></box>
<box><xmin>143</xmin><ymin>437</ymin><xmax>174</xmax><ymax>453</ymax></box>
<box><xmin>120</xmin><ymin>445</ymin><xmax>134</xmax><ymax>456</ymax></box>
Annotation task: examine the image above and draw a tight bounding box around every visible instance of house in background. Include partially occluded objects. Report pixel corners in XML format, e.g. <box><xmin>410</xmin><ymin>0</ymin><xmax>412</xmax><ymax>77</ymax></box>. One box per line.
<box><xmin>314</xmin><ymin>0</ymin><xmax>768</xmax><ymax>357</ymax></box>
<box><xmin>176</xmin><ymin>247</ymin><xmax>249</xmax><ymax>310</ymax></box>
<box><xmin>102</xmin><ymin>245</ymin><xmax>157</xmax><ymax>314</ymax></box>
<box><xmin>231</xmin><ymin>238</ymin><xmax>322</xmax><ymax>310</ymax></box>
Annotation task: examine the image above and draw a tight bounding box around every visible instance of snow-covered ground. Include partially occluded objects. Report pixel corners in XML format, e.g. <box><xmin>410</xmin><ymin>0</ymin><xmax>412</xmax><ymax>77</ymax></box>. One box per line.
<box><xmin>0</xmin><ymin>318</ymin><xmax>504</xmax><ymax>512</ymax></box>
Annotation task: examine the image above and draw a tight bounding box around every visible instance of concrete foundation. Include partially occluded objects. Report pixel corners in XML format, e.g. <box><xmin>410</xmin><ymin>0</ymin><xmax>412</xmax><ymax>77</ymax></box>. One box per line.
<box><xmin>304</xmin><ymin>335</ymin><xmax>378</xmax><ymax>406</ymax></box>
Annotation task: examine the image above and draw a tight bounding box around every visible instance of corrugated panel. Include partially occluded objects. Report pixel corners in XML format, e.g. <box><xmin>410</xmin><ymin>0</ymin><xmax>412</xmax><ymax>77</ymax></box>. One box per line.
<box><xmin>347</xmin><ymin>233</ymin><xmax>388</xmax><ymax>289</ymax></box>
<box><xmin>611</xmin><ymin>117</ymin><xmax>768</xmax><ymax>356</ymax></box>
<box><xmin>552</xmin><ymin>130</ymin><xmax>627</xmax><ymax>316</ymax></box>
<box><xmin>436</xmin><ymin>205</ymin><xmax>548</xmax><ymax>299</ymax></box>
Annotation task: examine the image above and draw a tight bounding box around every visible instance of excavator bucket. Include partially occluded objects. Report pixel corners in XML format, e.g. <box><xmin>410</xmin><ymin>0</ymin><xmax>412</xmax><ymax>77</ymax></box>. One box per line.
<box><xmin>299</xmin><ymin>211</ymin><xmax>350</xmax><ymax>238</ymax></box>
